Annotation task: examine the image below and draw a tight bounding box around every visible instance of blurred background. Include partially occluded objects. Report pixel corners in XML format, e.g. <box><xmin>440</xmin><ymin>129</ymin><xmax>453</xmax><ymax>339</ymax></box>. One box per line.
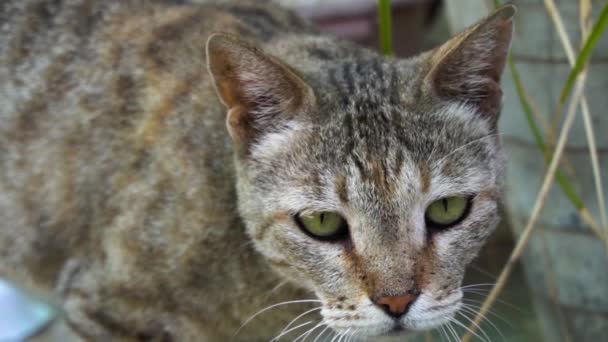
<box><xmin>2</xmin><ymin>0</ymin><xmax>606</xmax><ymax>341</ymax></box>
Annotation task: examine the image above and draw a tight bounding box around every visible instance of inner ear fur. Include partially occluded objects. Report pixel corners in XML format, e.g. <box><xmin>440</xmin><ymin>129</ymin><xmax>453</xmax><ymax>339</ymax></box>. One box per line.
<box><xmin>206</xmin><ymin>33</ymin><xmax>315</xmax><ymax>148</ymax></box>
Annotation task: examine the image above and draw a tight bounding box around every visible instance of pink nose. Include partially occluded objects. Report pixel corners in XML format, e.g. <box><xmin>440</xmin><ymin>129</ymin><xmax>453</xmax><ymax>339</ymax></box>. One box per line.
<box><xmin>373</xmin><ymin>293</ymin><xmax>419</xmax><ymax>318</ymax></box>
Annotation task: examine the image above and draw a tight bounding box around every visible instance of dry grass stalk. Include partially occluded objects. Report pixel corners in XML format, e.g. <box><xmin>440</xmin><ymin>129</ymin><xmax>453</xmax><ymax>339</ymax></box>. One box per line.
<box><xmin>544</xmin><ymin>0</ymin><xmax>608</xmax><ymax>240</ymax></box>
<box><xmin>461</xmin><ymin>72</ymin><xmax>589</xmax><ymax>342</ymax></box>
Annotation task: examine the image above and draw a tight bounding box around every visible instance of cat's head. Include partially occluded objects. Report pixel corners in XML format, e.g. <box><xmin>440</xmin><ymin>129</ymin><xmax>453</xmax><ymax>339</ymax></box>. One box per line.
<box><xmin>207</xmin><ymin>5</ymin><xmax>514</xmax><ymax>338</ymax></box>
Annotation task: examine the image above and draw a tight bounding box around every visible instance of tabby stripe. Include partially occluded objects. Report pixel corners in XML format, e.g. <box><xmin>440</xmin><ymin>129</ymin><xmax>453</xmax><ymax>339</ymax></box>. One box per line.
<box><xmin>224</xmin><ymin>6</ymin><xmax>284</xmax><ymax>39</ymax></box>
<box><xmin>328</xmin><ymin>67</ymin><xmax>348</xmax><ymax>109</ymax></box>
<box><xmin>6</xmin><ymin>0</ymin><xmax>54</xmax><ymax>66</ymax></box>
<box><xmin>350</xmin><ymin>153</ymin><xmax>367</xmax><ymax>179</ymax></box>
<box><xmin>335</xmin><ymin>174</ymin><xmax>349</xmax><ymax>204</ymax></box>
<box><xmin>85</xmin><ymin>309</ymin><xmax>133</xmax><ymax>338</ymax></box>
<box><xmin>419</xmin><ymin>164</ymin><xmax>431</xmax><ymax>193</ymax></box>
<box><xmin>370</xmin><ymin>59</ymin><xmax>385</xmax><ymax>97</ymax></box>
<box><xmin>389</xmin><ymin>66</ymin><xmax>401</xmax><ymax>106</ymax></box>
<box><xmin>342</xmin><ymin>63</ymin><xmax>355</xmax><ymax>103</ymax></box>
<box><xmin>393</xmin><ymin>149</ymin><xmax>405</xmax><ymax>178</ymax></box>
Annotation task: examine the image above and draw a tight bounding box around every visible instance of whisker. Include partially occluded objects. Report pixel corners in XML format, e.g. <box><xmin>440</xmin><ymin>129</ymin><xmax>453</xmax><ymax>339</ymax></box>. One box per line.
<box><xmin>348</xmin><ymin>328</ymin><xmax>358</xmax><ymax>342</ymax></box>
<box><xmin>455</xmin><ymin>311</ymin><xmax>492</xmax><ymax>342</ymax></box>
<box><xmin>461</xmin><ymin>293</ymin><xmax>524</xmax><ymax>313</ymax></box>
<box><xmin>439</xmin><ymin>325</ymin><xmax>452</xmax><ymax>342</ymax></box>
<box><xmin>459</xmin><ymin>307</ymin><xmax>506</xmax><ymax>342</ymax></box>
<box><xmin>426</xmin><ymin>117</ymin><xmax>450</xmax><ymax>166</ymax></box>
<box><xmin>292</xmin><ymin>320</ymin><xmax>327</xmax><ymax>342</ymax></box>
<box><xmin>449</xmin><ymin>317</ymin><xmax>489</xmax><ymax>342</ymax></box>
<box><xmin>332</xmin><ymin>331</ymin><xmax>344</xmax><ymax>342</ymax></box>
<box><xmin>270</xmin><ymin>320</ymin><xmax>315</xmax><ymax>342</ymax></box>
<box><xmin>338</xmin><ymin>328</ymin><xmax>351</xmax><ymax>342</ymax></box>
<box><xmin>231</xmin><ymin>299</ymin><xmax>322</xmax><ymax>340</ymax></box>
<box><xmin>468</xmin><ymin>265</ymin><xmax>499</xmax><ymax>280</ymax></box>
<box><xmin>346</xmin><ymin>328</ymin><xmax>355</xmax><ymax>342</ymax></box>
<box><xmin>461</xmin><ymin>301</ymin><xmax>514</xmax><ymax>327</ymax></box>
<box><xmin>331</xmin><ymin>328</ymin><xmax>348</xmax><ymax>342</ymax></box>
<box><xmin>342</xmin><ymin>328</ymin><xmax>353</xmax><ymax>342</ymax></box>
<box><xmin>328</xmin><ymin>331</ymin><xmax>339</xmax><ymax>342</ymax></box>
<box><xmin>264</xmin><ymin>280</ymin><xmax>289</xmax><ymax>300</ymax></box>
<box><xmin>431</xmin><ymin>133</ymin><xmax>503</xmax><ymax>171</ymax></box>
<box><xmin>446</xmin><ymin>321</ymin><xmax>461</xmax><ymax>342</ymax></box>
<box><xmin>459</xmin><ymin>283</ymin><xmax>497</xmax><ymax>290</ymax></box>
<box><xmin>312</xmin><ymin>321</ymin><xmax>334</xmax><ymax>342</ymax></box>
<box><xmin>276</xmin><ymin>307</ymin><xmax>322</xmax><ymax>340</ymax></box>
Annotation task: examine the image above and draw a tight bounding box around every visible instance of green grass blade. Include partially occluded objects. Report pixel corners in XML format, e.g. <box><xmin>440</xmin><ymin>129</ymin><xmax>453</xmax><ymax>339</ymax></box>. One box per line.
<box><xmin>378</xmin><ymin>0</ymin><xmax>393</xmax><ymax>55</ymax></box>
<box><xmin>493</xmin><ymin>0</ymin><xmax>586</xmax><ymax>210</ymax></box>
<box><xmin>559</xmin><ymin>4</ymin><xmax>608</xmax><ymax>105</ymax></box>
<box><xmin>508</xmin><ymin>57</ymin><xmax>585</xmax><ymax>209</ymax></box>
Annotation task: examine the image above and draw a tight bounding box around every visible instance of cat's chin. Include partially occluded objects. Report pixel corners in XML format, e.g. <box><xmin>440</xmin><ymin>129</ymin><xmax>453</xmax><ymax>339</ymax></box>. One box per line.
<box><xmin>345</xmin><ymin>324</ymin><xmax>438</xmax><ymax>340</ymax></box>
<box><xmin>329</xmin><ymin>321</ymin><xmax>417</xmax><ymax>339</ymax></box>
<box><xmin>382</xmin><ymin>325</ymin><xmax>416</xmax><ymax>337</ymax></box>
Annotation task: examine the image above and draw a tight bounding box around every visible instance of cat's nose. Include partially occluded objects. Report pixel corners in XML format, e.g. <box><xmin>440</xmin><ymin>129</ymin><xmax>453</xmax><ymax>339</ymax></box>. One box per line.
<box><xmin>373</xmin><ymin>293</ymin><xmax>419</xmax><ymax>318</ymax></box>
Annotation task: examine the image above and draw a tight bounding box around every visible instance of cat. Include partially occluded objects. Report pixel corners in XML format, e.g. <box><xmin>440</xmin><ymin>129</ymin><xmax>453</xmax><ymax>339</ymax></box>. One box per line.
<box><xmin>0</xmin><ymin>0</ymin><xmax>514</xmax><ymax>341</ymax></box>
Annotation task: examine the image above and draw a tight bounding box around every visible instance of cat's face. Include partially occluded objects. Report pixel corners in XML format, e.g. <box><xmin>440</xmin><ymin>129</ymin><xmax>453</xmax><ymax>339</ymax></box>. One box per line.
<box><xmin>207</xmin><ymin>6</ymin><xmax>514</xmax><ymax>338</ymax></box>
<box><xmin>239</xmin><ymin>100</ymin><xmax>503</xmax><ymax>337</ymax></box>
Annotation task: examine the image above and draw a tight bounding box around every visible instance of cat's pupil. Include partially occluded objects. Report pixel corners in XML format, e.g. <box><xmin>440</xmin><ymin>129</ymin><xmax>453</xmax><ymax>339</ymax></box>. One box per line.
<box><xmin>442</xmin><ymin>198</ymin><xmax>449</xmax><ymax>211</ymax></box>
<box><xmin>320</xmin><ymin>212</ymin><xmax>325</xmax><ymax>224</ymax></box>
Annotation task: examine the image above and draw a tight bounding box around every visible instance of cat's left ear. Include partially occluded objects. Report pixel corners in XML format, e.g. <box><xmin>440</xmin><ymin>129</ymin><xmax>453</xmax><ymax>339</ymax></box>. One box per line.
<box><xmin>206</xmin><ymin>33</ymin><xmax>315</xmax><ymax>151</ymax></box>
<box><xmin>424</xmin><ymin>5</ymin><xmax>515</xmax><ymax>119</ymax></box>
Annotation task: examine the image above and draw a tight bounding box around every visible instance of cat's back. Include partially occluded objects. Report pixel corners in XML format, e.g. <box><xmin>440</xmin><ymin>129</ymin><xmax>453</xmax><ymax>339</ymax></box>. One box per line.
<box><xmin>0</xmin><ymin>0</ymin><xmax>312</xmax><ymax>290</ymax></box>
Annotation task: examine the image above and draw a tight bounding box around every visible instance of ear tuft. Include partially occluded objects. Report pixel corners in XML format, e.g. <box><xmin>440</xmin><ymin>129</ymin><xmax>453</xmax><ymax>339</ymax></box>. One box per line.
<box><xmin>206</xmin><ymin>33</ymin><xmax>314</xmax><ymax>148</ymax></box>
<box><xmin>426</xmin><ymin>5</ymin><xmax>515</xmax><ymax>118</ymax></box>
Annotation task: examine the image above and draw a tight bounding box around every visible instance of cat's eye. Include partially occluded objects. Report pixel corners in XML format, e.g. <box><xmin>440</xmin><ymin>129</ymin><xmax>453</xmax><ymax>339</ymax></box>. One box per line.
<box><xmin>295</xmin><ymin>212</ymin><xmax>349</xmax><ymax>240</ymax></box>
<box><xmin>425</xmin><ymin>196</ymin><xmax>471</xmax><ymax>229</ymax></box>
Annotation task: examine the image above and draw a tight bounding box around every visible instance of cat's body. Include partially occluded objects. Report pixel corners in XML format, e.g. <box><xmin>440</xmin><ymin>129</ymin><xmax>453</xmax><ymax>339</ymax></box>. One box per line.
<box><xmin>0</xmin><ymin>0</ymin><xmax>515</xmax><ymax>341</ymax></box>
<box><xmin>1</xmin><ymin>1</ymin><xmax>320</xmax><ymax>340</ymax></box>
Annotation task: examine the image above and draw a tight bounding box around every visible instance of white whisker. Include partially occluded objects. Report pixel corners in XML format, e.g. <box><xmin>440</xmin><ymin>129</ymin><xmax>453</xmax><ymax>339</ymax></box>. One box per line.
<box><xmin>431</xmin><ymin>133</ymin><xmax>503</xmax><ymax>171</ymax></box>
<box><xmin>264</xmin><ymin>280</ymin><xmax>289</xmax><ymax>299</ymax></box>
<box><xmin>276</xmin><ymin>306</ymin><xmax>322</xmax><ymax>340</ymax></box>
<box><xmin>341</xmin><ymin>328</ymin><xmax>352</xmax><ymax>342</ymax></box>
<box><xmin>459</xmin><ymin>283</ymin><xmax>496</xmax><ymax>290</ymax></box>
<box><xmin>462</xmin><ymin>293</ymin><xmax>523</xmax><ymax>313</ymax></box>
<box><xmin>270</xmin><ymin>320</ymin><xmax>315</xmax><ymax>342</ymax></box>
<box><xmin>446</xmin><ymin>321</ymin><xmax>461</xmax><ymax>342</ymax></box>
<box><xmin>449</xmin><ymin>317</ymin><xmax>489</xmax><ymax>342</ymax></box>
<box><xmin>426</xmin><ymin>117</ymin><xmax>450</xmax><ymax>166</ymax></box>
<box><xmin>459</xmin><ymin>306</ymin><xmax>505</xmax><ymax>342</ymax></box>
<box><xmin>231</xmin><ymin>299</ymin><xmax>322</xmax><ymax>340</ymax></box>
<box><xmin>329</xmin><ymin>329</ymin><xmax>343</xmax><ymax>342</ymax></box>
<box><xmin>312</xmin><ymin>321</ymin><xmax>334</xmax><ymax>342</ymax></box>
<box><xmin>440</xmin><ymin>324</ymin><xmax>452</xmax><ymax>342</ymax></box>
<box><xmin>461</xmin><ymin>301</ymin><xmax>512</xmax><ymax>327</ymax></box>
<box><xmin>455</xmin><ymin>311</ymin><xmax>491</xmax><ymax>342</ymax></box>
<box><xmin>293</xmin><ymin>320</ymin><xmax>327</xmax><ymax>342</ymax></box>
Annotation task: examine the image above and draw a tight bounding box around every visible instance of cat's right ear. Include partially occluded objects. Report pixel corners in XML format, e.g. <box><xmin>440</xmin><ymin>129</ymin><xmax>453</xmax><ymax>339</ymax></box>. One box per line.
<box><xmin>424</xmin><ymin>5</ymin><xmax>515</xmax><ymax>121</ymax></box>
<box><xmin>206</xmin><ymin>33</ymin><xmax>315</xmax><ymax>151</ymax></box>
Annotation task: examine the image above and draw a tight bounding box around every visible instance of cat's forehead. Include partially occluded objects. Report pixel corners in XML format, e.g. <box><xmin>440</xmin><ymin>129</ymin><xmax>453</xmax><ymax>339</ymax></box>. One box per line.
<box><xmin>324</xmin><ymin>59</ymin><xmax>402</xmax><ymax>110</ymax></box>
<box><xmin>283</xmin><ymin>104</ymin><xmax>495</xmax><ymax>213</ymax></box>
<box><xmin>252</xmin><ymin>58</ymin><xmax>497</xmax><ymax>204</ymax></box>
<box><xmin>316</xmin><ymin>83</ymin><xmax>493</xmax><ymax>172</ymax></box>
<box><xmin>317</xmin><ymin>58</ymin><xmax>422</xmax><ymax>112</ymax></box>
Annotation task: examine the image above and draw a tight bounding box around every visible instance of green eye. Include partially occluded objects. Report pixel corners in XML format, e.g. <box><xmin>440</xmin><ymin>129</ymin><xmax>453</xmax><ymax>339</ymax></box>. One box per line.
<box><xmin>425</xmin><ymin>196</ymin><xmax>470</xmax><ymax>228</ymax></box>
<box><xmin>295</xmin><ymin>212</ymin><xmax>348</xmax><ymax>240</ymax></box>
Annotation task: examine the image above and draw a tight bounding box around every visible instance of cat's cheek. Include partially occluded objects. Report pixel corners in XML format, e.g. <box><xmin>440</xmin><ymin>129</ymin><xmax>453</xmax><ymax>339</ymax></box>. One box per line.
<box><xmin>267</xmin><ymin>261</ymin><xmax>317</xmax><ymax>289</ymax></box>
<box><xmin>257</xmin><ymin>224</ymin><xmax>344</xmax><ymax>290</ymax></box>
<box><xmin>432</xmin><ymin>199</ymin><xmax>499</xmax><ymax>262</ymax></box>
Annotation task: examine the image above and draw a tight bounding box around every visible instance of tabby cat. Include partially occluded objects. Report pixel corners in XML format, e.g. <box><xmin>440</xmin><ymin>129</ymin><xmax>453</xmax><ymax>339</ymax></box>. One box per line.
<box><xmin>0</xmin><ymin>0</ymin><xmax>514</xmax><ymax>340</ymax></box>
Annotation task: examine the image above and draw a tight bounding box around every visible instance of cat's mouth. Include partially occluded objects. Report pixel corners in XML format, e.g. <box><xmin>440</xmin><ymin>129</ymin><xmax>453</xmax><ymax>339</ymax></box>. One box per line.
<box><xmin>319</xmin><ymin>292</ymin><xmax>462</xmax><ymax>339</ymax></box>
